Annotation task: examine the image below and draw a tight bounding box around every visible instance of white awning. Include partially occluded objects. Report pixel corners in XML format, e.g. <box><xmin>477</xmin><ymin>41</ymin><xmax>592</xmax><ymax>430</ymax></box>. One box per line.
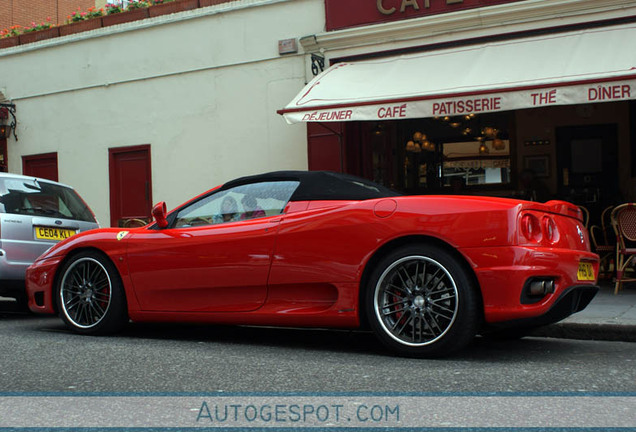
<box><xmin>279</xmin><ymin>23</ymin><xmax>636</xmax><ymax>123</ymax></box>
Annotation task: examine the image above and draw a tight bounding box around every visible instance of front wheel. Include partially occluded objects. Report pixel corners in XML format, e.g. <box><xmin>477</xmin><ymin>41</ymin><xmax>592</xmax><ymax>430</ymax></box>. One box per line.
<box><xmin>56</xmin><ymin>251</ymin><xmax>128</xmax><ymax>335</ymax></box>
<box><xmin>365</xmin><ymin>244</ymin><xmax>480</xmax><ymax>357</ymax></box>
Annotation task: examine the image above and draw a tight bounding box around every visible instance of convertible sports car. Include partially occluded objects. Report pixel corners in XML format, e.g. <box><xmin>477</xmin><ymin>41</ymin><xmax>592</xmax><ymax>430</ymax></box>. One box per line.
<box><xmin>26</xmin><ymin>171</ymin><xmax>599</xmax><ymax>357</ymax></box>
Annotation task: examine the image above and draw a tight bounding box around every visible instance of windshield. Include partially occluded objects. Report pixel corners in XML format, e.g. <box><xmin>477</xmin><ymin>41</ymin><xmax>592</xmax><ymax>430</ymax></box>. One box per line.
<box><xmin>0</xmin><ymin>178</ymin><xmax>96</xmax><ymax>222</ymax></box>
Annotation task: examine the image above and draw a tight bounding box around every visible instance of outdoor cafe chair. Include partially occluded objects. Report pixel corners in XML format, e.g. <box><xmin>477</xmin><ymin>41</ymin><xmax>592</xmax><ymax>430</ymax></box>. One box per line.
<box><xmin>611</xmin><ymin>203</ymin><xmax>636</xmax><ymax>294</ymax></box>
<box><xmin>590</xmin><ymin>224</ymin><xmax>615</xmax><ymax>280</ymax></box>
<box><xmin>590</xmin><ymin>205</ymin><xmax>616</xmax><ymax>279</ymax></box>
<box><xmin>578</xmin><ymin>205</ymin><xmax>590</xmax><ymax>228</ymax></box>
<box><xmin>122</xmin><ymin>218</ymin><xmax>148</xmax><ymax>228</ymax></box>
<box><xmin>601</xmin><ymin>205</ymin><xmax>614</xmax><ymax>240</ymax></box>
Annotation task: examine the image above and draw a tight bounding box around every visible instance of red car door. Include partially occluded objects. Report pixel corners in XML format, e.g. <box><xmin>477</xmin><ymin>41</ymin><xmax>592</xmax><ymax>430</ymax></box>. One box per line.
<box><xmin>124</xmin><ymin>217</ymin><xmax>279</xmax><ymax>312</ymax></box>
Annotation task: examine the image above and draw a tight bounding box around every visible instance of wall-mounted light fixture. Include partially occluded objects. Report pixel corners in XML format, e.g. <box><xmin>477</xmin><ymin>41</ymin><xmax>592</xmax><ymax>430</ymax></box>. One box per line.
<box><xmin>0</xmin><ymin>103</ymin><xmax>17</xmax><ymax>141</ymax></box>
<box><xmin>0</xmin><ymin>124</ymin><xmax>11</xmax><ymax>138</ymax></box>
<box><xmin>310</xmin><ymin>53</ymin><xmax>325</xmax><ymax>76</ymax></box>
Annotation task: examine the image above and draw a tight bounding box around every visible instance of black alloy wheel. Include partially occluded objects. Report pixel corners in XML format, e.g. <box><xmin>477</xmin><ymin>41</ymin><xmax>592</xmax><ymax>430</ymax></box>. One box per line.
<box><xmin>366</xmin><ymin>244</ymin><xmax>480</xmax><ymax>357</ymax></box>
<box><xmin>56</xmin><ymin>251</ymin><xmax>128</xmax><ymax>335</ymax></box>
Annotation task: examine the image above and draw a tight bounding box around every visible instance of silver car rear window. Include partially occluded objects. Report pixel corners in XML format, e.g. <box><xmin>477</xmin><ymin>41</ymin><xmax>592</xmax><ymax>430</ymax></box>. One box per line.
<box><xmin>0</xmin><ymin>178</ymin><xmax>96</xmax><ymax>222</ymax></box>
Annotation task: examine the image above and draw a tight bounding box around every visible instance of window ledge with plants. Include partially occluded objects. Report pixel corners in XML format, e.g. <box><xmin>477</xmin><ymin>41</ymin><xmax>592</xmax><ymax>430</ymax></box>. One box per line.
<box><xmin>0</xmin><ymin>0</ymin><xmax>235</xmax><ymax>49</ymax></box>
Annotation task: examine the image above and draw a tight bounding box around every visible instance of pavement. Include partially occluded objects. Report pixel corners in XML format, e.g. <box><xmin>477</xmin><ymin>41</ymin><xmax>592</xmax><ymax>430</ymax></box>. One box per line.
<box><xmin>532</xmin><ymin>281</ymin><xmax>636</xmax><ymax>342</ymax></box>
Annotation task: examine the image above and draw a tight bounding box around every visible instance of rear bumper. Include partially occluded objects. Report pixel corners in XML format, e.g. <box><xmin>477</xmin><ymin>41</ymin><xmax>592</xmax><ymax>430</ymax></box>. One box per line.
<box><xmin>485</xmin><ymin>285</ymin><xmax>599</xmax><ymax>329</ymax></box>
<box><xmin>460</xmin><ymin>245</ymin><xmax>599</xmax><ymax>324</ymax></box>
<box><xmin>0</xmin><ymin>279</ymin><xmax>26</xmax><ymax>298</ymax></box>
<box><xmin>0</xmin><ymin>248</ymin><xmax>31</xmax><ymax>281</ymax></box>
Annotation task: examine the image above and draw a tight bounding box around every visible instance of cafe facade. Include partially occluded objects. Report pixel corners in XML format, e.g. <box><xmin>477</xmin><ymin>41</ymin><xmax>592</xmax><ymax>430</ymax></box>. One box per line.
<box><xmin>280</xmin><ymin>0</ymin><xmax>636</xmax><ymax>225</ymax></box>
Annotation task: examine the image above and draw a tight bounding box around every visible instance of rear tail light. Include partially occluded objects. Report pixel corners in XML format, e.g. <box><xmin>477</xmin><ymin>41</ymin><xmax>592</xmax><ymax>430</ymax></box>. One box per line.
<box><xmin>542</xmin><ymin>216</ymin><xmax>559</xmax><ymax>243</ymax></box>
<box><xmin>519</xmin><ymin>212</ymin><xmax>562</xmax><ymax>245</ymax></box>
<box><xmin>520</xmin><ymin>213</ymin><xmax>542</xmax><ymax>243</ymax></box>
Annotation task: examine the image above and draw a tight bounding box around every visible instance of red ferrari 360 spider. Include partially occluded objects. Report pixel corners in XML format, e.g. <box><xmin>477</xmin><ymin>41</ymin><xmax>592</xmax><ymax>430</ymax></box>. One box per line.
<box><xmin>26</xmin><ymin>171</ymin><xmax>599</xmax><ymax>357</ymax></box>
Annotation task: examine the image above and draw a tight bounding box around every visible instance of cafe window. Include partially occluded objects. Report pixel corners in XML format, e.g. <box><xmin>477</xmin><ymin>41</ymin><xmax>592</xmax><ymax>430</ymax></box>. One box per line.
<box><xmin>442</xmin><ymin>139</ymin><xmax>511</xmax><ymax>188</ymax></box>
<box><xmin>400</xmin><ymin>112</ymin><xmax>513</xmax><ymax>192</ymax></box>
<box><xmin>351</xmin><ymin>112</ymin><xmax>513</xmax><ymax>193</ymax></box>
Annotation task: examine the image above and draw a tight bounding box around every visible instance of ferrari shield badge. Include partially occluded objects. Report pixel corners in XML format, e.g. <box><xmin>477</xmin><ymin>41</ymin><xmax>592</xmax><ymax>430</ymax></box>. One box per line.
<box><xmin>116</xmin><ymin>231</ymin><xmax>129</xmax><ymax>241</ymax></box>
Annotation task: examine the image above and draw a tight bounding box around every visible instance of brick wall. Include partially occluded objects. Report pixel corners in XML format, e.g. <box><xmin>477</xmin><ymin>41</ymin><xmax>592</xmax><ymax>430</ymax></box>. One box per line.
<box><xmin>0</xmin><ymin>0</ymin><xmax>98</xmax><ymax>31</ymax></box>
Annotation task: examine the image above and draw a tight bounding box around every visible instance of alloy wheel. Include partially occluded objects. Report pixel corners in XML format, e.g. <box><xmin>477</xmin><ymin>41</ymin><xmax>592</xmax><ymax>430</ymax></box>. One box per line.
<box><xmin>59</xmin><ymin>257</ymin><xmax>112</xmax><ymax>329</ymax></box>
<box><xmin>374</xmin><ymin>255</ymin><xmax>459</xmax><ymax>346</ymax></box>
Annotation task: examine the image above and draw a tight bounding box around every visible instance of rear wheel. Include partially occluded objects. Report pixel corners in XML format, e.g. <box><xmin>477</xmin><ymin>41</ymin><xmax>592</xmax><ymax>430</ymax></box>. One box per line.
<box><xmin>365</xmin><ymin>244</ymin><xmax>480</xmax><ymax>357</ymax></box>
<box><xmin>56</xmin><ymin>251</ymin><xmax>128</xmax><ymax>335</ymax></box>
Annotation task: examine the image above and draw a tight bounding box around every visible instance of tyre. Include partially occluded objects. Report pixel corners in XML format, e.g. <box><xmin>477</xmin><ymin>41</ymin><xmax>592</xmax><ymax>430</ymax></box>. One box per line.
<box><xmin>365</xmin><ymin>244</ymin><xmax>480</xmax><ymax>357</ymax></box>
<box><xmin>56</xmin><ymin>251</ymin><xmax>128</xmax><ymax>335</ymax></box>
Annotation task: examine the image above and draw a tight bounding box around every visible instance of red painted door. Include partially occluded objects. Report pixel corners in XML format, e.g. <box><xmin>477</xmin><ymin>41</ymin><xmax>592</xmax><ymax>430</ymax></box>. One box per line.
<box><xmin>0</xmin><ymin>137</ymin><xmax>7</xmax><ymax>172</ymax></box>
<box><xmin>22</xmin><ymin>153</ymin><xmax>58</xmax><ymax>181</ymax></box>
<box><xmin>307</xmin><ymin>122</ymin><xmax>344</xmax><ymax>172</ymax></box>
<box><xmin>109</xmin><ymin>145</ymin><xmax>152</xmax><ymax>227</ymax></box>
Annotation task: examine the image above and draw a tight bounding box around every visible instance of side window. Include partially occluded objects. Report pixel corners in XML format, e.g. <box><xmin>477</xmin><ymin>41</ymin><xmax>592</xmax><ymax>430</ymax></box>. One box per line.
<box><xmin>173</xmin><ymin>181</ymin><xmax>299</xmax><ymax>228</ymax></box>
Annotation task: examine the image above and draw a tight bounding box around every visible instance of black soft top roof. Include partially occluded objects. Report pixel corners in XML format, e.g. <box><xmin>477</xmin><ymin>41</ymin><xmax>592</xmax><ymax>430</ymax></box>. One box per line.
<box><xmin>221</xmin><ymin>171</ymin><xmax>401</xmax><ymax>201</ymax></box>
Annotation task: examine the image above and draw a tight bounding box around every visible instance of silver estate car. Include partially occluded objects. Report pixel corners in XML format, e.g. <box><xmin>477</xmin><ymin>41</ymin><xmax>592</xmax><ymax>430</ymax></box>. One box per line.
<box><xmin>0</xmin><ymin>173</ymin><xmax>99</xmax><ymax>307</ymax></box>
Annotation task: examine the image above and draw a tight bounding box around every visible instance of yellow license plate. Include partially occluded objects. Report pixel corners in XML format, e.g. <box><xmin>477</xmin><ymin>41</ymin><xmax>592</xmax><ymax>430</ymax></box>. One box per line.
<box><xmin>35</xmin><ymin>227</ymin><xmax>76</xmax><ymax>241</ymax></box>
<box><xmin>577</xmin><ymin>262</ymin><xmax>595</xmax><ymax>281</ymax></box>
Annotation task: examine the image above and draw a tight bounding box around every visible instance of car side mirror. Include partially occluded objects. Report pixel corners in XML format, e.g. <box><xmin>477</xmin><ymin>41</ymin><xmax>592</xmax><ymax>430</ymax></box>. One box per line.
<box><xmin>152</xmin><ymin>202</ymin><xmax>168</xmax><ymax>228</ymax></box>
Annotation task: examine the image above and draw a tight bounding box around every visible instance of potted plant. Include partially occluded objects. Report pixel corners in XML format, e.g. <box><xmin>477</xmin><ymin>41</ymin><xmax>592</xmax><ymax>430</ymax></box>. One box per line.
<box><xmin>149</xmin><ymin>0</ymin><xmax>200</xmax><ymax>18</ymax></box>
<box><xmin>104</xmin><ymin>3</ymin><xmax>125</xmax><ymax>15</ymax></box>
<box><xmin>127</xmin><ymin>0</ymin><xmax>153</xmax><ymax>10</ymax></box>
<box><xmin>0</xmin><ymin>26</ymin><xmax>22</xmax><ymax>49</ymax></box>
<box><xmin>18</xmin><ymin>18</ymin><xmax>59</xmax><ymax>45</ymax></box>
<box><xmin>102</xmin><ymin>1</ymin><xmax>151</xmax><ymax>27</ymax></box>
<box><xmin>59</xmin><ymin>7</ymin><xmax>104</xmax><ymax>36</ymax></box>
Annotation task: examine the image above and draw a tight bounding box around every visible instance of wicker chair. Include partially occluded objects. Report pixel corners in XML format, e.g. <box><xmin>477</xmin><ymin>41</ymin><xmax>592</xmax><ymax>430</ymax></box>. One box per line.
<box><xmin>122</xmin><ymin>218</ymin><xmax>148</xmax><ymax>228</ymax></box>
<box><xmin>590</xmin><ymin>205</ymin><xmax>616</xmax><ymax>279</ymax></box>
<box><xmin>601</xmin><ymin>205</ymin><xmax>614</xmax><ymax>238</ymax></box>
<box><xmin>578</xmin><ymin>205</ymin><xmax>590</xmax><ymax>228</ymax></box>
<box><xmin>590</xmin><ymin>225</ymin><xmax>614</xmax><ymax>279</ymax></box>
<box><xmin>611</xmin><ymin>204</ymin><xmax>636</xmax><ymax>294</ymax></box>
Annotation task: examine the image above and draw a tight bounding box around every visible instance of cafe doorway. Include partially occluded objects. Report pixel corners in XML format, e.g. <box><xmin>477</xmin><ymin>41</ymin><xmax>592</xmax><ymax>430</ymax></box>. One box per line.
<box><xmin>556</xmin><ymin>124</ymin><xmax>619</xmax><ymax>225</ymax></box>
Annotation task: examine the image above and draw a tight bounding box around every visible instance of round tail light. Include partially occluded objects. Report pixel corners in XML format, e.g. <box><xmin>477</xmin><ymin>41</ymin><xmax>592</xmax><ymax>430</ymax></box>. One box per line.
<box><xmin>543</xmin><ymin>216</ymin><xmax>559</xmax><ymax>243</ymax></box>
<box><xmin>521</xmin><ymin>213</ymin><xmax>542</xmax><ymax>243</ymax></box>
